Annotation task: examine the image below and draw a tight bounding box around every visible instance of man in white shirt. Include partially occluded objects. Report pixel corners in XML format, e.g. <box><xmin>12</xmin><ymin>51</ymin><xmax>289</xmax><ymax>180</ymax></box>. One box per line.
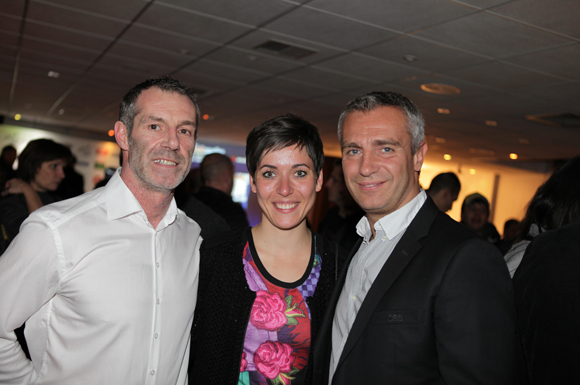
<box><xmin>0</xmin><ymin>76</ymin><xmax>202</xmax><ymax>385</ymax></box>
<box><xmin>312</xmin><ymin>91</ymin><xmax>516</xmax><ymax>384</ymax></box>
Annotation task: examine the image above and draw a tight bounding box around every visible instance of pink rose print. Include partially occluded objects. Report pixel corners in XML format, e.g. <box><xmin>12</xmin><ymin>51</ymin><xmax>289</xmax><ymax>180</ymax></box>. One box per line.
<box><xmin>250</xmin><ymin>291</ymin><xmax>287</xmax><ymax>331</ymax></box>
<box><xmin>240</xmin><ymin>352</ymin><xmax>247</xmax><ymax>372</ymax></box>
<box><xmin>254</xmin><ymin>341</ymin><xmax>295</xmax><ymax>380</ymax></box>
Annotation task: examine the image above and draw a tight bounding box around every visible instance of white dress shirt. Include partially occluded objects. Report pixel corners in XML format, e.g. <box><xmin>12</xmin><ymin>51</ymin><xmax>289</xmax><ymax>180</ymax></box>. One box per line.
<box><xmin>0</xmin><ymin>169</ymin><xmax>201</xmax><ymax>385</ymax></box>
<box><xmin>329</xmin><ymin>190</ymin><xmax>427</xmax><ymax>383</ymax></box>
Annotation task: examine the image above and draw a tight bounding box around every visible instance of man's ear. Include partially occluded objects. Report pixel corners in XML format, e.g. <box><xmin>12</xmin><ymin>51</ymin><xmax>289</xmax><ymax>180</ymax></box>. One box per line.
<box><xmin>114</xmin><ymin>121</ymin><xmax>130</xmax><ymax>151</ymax></box>
<box><xmin>414</xmin><ymin>140</ymin><xmax>428</xmax><ymax>172</ymax></box>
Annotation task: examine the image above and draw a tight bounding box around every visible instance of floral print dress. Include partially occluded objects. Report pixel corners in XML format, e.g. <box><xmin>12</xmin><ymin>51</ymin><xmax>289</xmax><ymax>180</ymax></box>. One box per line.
<box><xmin>239</xmin><ymin>231</ymin><xmax>321</xmax><ymax>385</ymax></box>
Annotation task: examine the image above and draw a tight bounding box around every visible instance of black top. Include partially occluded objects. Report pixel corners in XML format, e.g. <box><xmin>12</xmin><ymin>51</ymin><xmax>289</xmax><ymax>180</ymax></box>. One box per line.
<box><xmin>189</xmin><ymin>229</ymin><xmax>348</xmax><ymax>384</ymax></box>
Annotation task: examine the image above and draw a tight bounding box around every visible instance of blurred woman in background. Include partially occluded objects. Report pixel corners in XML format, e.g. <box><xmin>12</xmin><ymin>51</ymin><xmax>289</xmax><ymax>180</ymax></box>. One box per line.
<box><xmin>505</xmin><ymin>155</ymin><xmax>580</xmax><ymax>277</ymax></box>
<box><xmin>0</xmin><ymin>138</ymin><xmax>71</xmax><ymax>243</ymax></box>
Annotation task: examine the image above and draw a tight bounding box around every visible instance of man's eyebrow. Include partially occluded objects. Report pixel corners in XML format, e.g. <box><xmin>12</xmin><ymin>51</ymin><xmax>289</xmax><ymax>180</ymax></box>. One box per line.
<box><xmin>373</xmin><ymin>139</ymin><xmax>401</xmax><ymax>147</ymax></box>
<box><xmin>139</xmin><ymin>116</ymin><xmax>196</xmax><ymax>126</ymax></box>
<box><xmin>342</xmin><ymin>141</ymin><xmax>362</xmax><ymax>148</ymax></box>
<box><xmin>140</xmin><ymin>115</ymin><xmax>165</xmax><ymax>123</ymax></box>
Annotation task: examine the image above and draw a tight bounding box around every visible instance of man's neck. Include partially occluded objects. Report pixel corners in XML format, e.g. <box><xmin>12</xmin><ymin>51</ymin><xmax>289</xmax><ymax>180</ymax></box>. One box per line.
<box><xmin>120</xmin><ymin>169</ymin><xmax>174</xmax><ymax>229</ymax></box>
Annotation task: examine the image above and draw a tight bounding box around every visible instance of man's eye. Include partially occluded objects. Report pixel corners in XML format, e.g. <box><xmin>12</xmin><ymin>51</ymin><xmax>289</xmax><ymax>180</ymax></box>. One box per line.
<box><xmin>179</xmin><ymin>128</ymin><xmax>191</xmax><ymax>135</ymax></box>
<box><xmin>263</xmin><ymin>171</ymin><xmax>274</xmax><ymax>178</ymax></box>
<box><xmin>346</xmin><ymin>149</ymin><xmax>360</xmax><ymax>156</ymax></box>
<box><xmin>381</xmin><ymin>147</ymin><xmax>392</xmax><ymax>153</ymax></box>
<box><xmin>149</xmin><ymin>124</ymin><xmax>159</xmax><ymax>130</ymax></box>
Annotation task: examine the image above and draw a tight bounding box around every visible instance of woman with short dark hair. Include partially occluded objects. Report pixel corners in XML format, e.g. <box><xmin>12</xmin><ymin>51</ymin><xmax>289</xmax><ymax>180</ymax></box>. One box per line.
<box><xmin>0</xmin><ymin>139</ymin><xmax>71</xmax><ymax>242</ymax></box>
<box><xmin>189</xmin><ymin>114</ymin><xmax>347</xmax><ymax>384</ymax></box>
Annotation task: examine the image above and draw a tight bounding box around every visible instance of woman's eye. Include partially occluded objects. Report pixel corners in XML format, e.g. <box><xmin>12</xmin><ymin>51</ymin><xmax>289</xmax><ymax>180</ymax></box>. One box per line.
<box><xmin>295</xmin><ymin>170</ymin><xmax>307</xmax><ymax>178</ymax></box>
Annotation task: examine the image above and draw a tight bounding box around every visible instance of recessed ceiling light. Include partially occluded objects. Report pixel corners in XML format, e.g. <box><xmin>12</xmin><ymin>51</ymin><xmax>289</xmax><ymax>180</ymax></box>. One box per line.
<box><xmin>108</xmin><ymin>130</ymin><xmax>115</xmax><ymax>137</ymax></box>
<box><xmin>509</xmin><ymin>153</ymin><xmax>518</xmax><ymax>160</ymax></box>
<box><xmin>421</xmin><ymin>83</ymin><xmax>461</xmax><ymax>95</ymax></box>
<box><xmin>443</xmin><ymin>154</ymin><xmax>452</xmax><ymax>161</ymax></box>
<box><xmin>48</xmin><ymin>71</ymin><xmax>60</xmax><ymax>78</ymax></box>
<box><xmin>437</xmin><ymin>108</ymin><xmax>450</xmax><ymax>114</ymax></box>
<box><xmin>485</xmin><ymin>120</ymin><xmax>497</xmax><ymax>126</ymax></box>
<box><xmin>469</xmin><ymin>169</ymin><xmax>476</xmax><ymax>175</ymax></box>
<box><xmin>203</xmin><ymin>114</ymin><xmax>210</xmax><ymax>121</ymax></box>
<box><xmin>14</xmin><ymin>114</ymin><xmax>22</xmax><ymax>120</ymax></box>
<box><xmin>435</xmin><ymin>137</ymin><xmax>446</xmax><ymax>143</ymax></box>
<box><xmin>403</xmin><ymin>54</ymin><xmax>418</xmax><ymax>62</ymax></box>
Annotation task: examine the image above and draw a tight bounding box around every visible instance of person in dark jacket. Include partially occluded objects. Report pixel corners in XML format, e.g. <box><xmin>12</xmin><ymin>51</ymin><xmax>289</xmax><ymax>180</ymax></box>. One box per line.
<box><xmin>189</xmin><ymin>114</ymin><xmax>348</xmax><ymax>384</ymax></box>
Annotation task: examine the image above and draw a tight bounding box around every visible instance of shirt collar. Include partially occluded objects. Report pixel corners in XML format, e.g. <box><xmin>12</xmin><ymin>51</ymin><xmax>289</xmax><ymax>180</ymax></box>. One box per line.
<box><xmin>104</xmin><ymin>168</ymin><xmax>179</xmax><ymax>227</ymax></box>
<box><xmin>356</xmin><ymin>189</ymin><xmax>428</xmax><ymax>241</ymax></box>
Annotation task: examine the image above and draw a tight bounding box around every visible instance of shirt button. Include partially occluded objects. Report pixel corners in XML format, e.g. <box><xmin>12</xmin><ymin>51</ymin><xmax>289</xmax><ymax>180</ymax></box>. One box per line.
<box><xmin>156</xmin><ymin>298</ymin><xmax>160</xmax><ymax>304</ymax></box>
<box><xmin>154</xmin><ymin>333</ymin><xmax>159</xmax><ymax>339</ymax></box>
<box><xmin>156</xmin><ymin>262</ymin><xmax>159</xmax><ymax>268</ymax></box>
<box><xmin>382</xmin><ymin>235</ymin><xmax>387</xmax><ymax>241</ymax></box>
<box><xmin>351</xmin><ymin>295</ymin><xmax>356</xmax><ymax>301</ymax></box>
<box><xmin>150</xmin><ymin>370</ymin><xmax>155</xmax><ymax>376</ymax></box>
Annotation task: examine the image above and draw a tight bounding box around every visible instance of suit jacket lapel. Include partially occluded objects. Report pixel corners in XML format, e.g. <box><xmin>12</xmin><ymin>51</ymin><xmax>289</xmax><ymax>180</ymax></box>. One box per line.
<box><xmin>336</xmin><ymin>198</ymin><xmax>440</xmax><ymax>369</ymax></box>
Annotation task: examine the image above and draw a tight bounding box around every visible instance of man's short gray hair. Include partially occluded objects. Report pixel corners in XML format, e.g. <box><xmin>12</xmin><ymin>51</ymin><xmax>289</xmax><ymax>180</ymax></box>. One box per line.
<box><xmin>337</xmin><ymin>91</ymin><xmax>425</xmax><ymax>154</ymax></box>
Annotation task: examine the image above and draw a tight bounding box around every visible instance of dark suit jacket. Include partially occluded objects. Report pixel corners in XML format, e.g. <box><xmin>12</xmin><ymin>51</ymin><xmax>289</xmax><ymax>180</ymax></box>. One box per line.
<box><xmin>513</xmin><ymin>221</ymin><xmax>580</xmax><ymax>384</ymax></box>
<box><xmin>312</xmin><ymin>197</ymin><xmax>516</xmax><ymax>384</ymax></box>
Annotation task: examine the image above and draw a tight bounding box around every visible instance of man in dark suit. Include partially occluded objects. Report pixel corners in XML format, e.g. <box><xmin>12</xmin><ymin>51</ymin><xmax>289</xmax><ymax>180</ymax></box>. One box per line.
<box><xmin>312</xmin><ymin>91</ymin><xmax>516</xmax><ymax>384</ymax></box>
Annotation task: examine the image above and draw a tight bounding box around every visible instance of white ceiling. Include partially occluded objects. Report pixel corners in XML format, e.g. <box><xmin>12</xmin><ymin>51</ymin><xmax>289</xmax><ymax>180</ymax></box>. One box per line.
<box><xmin>1</xmin><ymin>0</ymin><xmax>579</xmax><ymax>167</ymax></box>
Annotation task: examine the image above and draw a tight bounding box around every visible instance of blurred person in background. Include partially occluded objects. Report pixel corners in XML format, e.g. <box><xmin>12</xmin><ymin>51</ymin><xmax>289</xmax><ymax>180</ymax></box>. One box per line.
<box><xmin>426</xmin><ymin>172</ymin><xmax>461</xmax><ymax>213</ymax></box>
<box><xmin>196</xmin><ymin>152</ymin><xmax>249</xmax><ymax>231</ymax></box>
<box><xmin>496</xmin><ymin>219</ymin><xmax>521</xmax><ymax>256</ymax></box>
<box><xmin>504</xmin><ymin>155</ymin><xmax>580</xmax><ymax>277</ymax></box>
<box><xmin>318</xmin><ymin>159</ymin><xmax>364</xmax><ymax>253</ymax></box>
<box><xmin>461</xmin><ymin>192</ymin><xmax>500</xmax><ymax>243</ymax></box>
<box><xmin>0</xmin><ymin>145</ymin><xmax>18</xmax><ymax>192</ymax></box>
<box><xmin>56</xmin><ymin>155</ymin><xmax>84</xmax><ymax>199</ymax></box>
<box><xmin>0</xmin><ymin>139</ymin><xmax>70</xmax><ymax>242</ymax></box>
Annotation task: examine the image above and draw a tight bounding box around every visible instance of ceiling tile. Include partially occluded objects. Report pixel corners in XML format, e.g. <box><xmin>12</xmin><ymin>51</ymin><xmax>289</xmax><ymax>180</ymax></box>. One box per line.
<box><xmin>491</xmin><ymin>0</ymin><xmax>580</xmax><ymax>39</ymax></box>
<box><xmin>27</xmin><ymin>1</ymin><xmax>128</xmax><ymax>37</ymax></box>
<box><xmin>359</xmin><ymin>35</ymin><xmax>488</xmax><ymax>72</ymax></box>
<box><xmin>38</xmin><ymin>0</ymin><xmax>148</xmax><ymax>20</ymax></box>
<box><xmin>503</xmin><ymin>44</ymin><xmax>580</xmax><ymax>81</ymax></box>
<box><xmin>252</xmin><ymin>76</ymin><xmax>334</xmax><ymax>99</ymax></box>
<box><xmin>106</xmin><ymin>41</ymin><xmax>193</xmax><ymax>69</ymax></box>
<box><xmin>157</xmin><ymin>0</ymin><xmax>295</xmax><ymax>26</ymax></box>
<box><xmin>23</xmin><ymin>21</ymin><xmax>113</xmax><ymax>51</ymax></box>
<box><xmin>518</xmin><ymin>82</ymin><xmax>580</xmax><ymax>115</ymax></box>
<box><xmin>228</xmin><ymin>29</ymin><xmax>343</xmax><ymax>65</ymax></box>
<box><xmin>282</xmin><ymin>66</ymin><xmax>373</xmax><ymax>91</ymax></box>
<box><xmin>308</xmin><ymin>0</ymin><xmax>475</xmax><ymax>33</ymax></box>
<box><xmin>137</xmin><ymin>3</ymin><xmax>253</xmax><ymax>44</ymax></box>
<box><xmin>316</xmin><ymin>53</ymin><xmax>429</xmax><ymax>83</ymax></box>
<box><xmin>21</xmin><ymin>37</ymin><xmax>101</xmax><ymax>63</ymax></box>
<box><xmin>186</xmin><ymin>59</ymin><xmax>270</xmax><ymax>84</ymax></box>
<box><xmin>121</xmin><ymin>25</ymin><xmax>219</xmax><ymax>58</ymax></box>
<box><xmin>443</xmin><ymin>61</ymin><xmax>562</xmax><ymax>90</ymax></box>
<box><xmin>415</xmin><ymin>11</ymin><xmax>573</xmax><ymax>58</ymax></box>
<box><xmin>202</xmin><ymin>46</ymin><xmax>303</xmax><ymax>75</ymax></box>
<box><xmin>0</xmin><ymin>13</ymin><xmax>23</xmax><ymax>35</ymax></box>
<box><xmin>263</xmin><ymin>6</ymin><xmax>397</xmax><ymax>50</ymax></box>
